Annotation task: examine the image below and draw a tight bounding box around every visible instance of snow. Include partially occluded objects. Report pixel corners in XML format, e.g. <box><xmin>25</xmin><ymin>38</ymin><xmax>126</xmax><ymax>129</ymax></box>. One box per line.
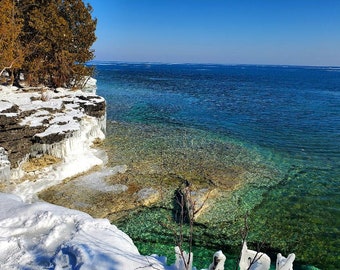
<box><xmin>20</xmin><ymin>99</ymin><xmax>64</xmax><ymax>112</ymax></box>
<box><xmin>82</xmin><ymin>77</ymin><xmax>98</xmax><ymax>94</ymax></box>
<box><xmin>0</xmin><ymin>84</ymin><xmax>107</xmax><ymax>199</ymax></box>
<box><xmin>35</xmin><ymin>119</ymin><xmax>80</xmax><ymax>138</ymax></box>
<box><xmin>0</xmin><ymin>100</ymin><xmax>13</xmax><ymax>112</ymax></box>
<box><xmin>208</xmin><ymin>251</ymin><xmax>226</xmax><ymax>270</ymax></box>
<box><xmin>13</xmin><ymin>115</ymin><xmax>107</xmax><ymax>202</ymax></box>
<box><xmin>19</xmin><ymin>109</ymin><xmax>51</xmax><ymax>127</ymax></box>
<box><xmin>0</xmin><ymin>112</ymin><xmax>18</xmax><ymax>117</ymax></box>
<box><xmin>239</xmin><ymin>241</ymin><xmax>271</xmax><ymax>270</ymax></box>
<box><xmin>276</xmin><ymin>253</ymin><xmax>296</xmax><ymax>270</ymax></box>
<box><xmin>0</xmin><ymin>193</ymin><xmax>166</xmax><ymax>270</ymax></box>
<box><xmin>0</xmin><ymin>147</ymin><xmax>10</xmax><ymax>181</ymax></box>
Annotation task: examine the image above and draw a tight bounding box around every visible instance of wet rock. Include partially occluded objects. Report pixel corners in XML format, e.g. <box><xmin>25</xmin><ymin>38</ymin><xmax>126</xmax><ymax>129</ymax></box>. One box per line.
<box><xmin>110</xmin><ymin>164</ymin><xmax>128</xmax><ymax>174</ymax></box>
<box><xmin>110</xmin><ymin>184</ymin><xmax>129</xmax><ymax>193</ymax></box>
<box><xmin>191</xmin><ymin>188</ymin><xmax>218</xmax><ymax>220</ymax></box>
<box><xmin>136</xmin><ymin>187</ymin><xmax>160</xmax><ymax>206</ymax></box>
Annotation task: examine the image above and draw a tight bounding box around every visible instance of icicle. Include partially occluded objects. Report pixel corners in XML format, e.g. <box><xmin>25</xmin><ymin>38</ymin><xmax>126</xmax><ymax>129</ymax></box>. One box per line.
<box><xmin>31</xmin><ymin>116</ymin><xmax>105</xmax><ymax>160</ymax></box>
<box><xmin>10</xmin><ymin>154</ymin><xmax>29</xmax><ymax>180</ymax></box>
<box><xmin>0</xmin><ymin>147</ymin><xmax>11</xmax><ymax>181</ymax></box>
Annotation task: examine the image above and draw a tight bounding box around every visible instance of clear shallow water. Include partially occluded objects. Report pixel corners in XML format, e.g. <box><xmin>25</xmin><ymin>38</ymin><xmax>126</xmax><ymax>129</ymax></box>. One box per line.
<box><xmin>93</xmin><ymin>63</ymin><xmax>339</xmax><ymax>269</ymax></box>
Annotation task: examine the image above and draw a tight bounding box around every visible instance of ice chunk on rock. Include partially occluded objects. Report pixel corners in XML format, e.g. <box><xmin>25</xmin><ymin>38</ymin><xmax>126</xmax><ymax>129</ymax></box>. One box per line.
<box><xmin>0</xmin><ymin>147</ymin><xmax>10</xmax><ymax>181</ymax></box>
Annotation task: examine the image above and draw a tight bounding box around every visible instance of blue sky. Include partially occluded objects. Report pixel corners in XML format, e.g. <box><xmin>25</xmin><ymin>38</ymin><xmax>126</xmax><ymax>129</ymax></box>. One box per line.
<box><xmin>86</xmin><ymin>0</ymin><xmax>340</xmax><ymax>66</ymax></box>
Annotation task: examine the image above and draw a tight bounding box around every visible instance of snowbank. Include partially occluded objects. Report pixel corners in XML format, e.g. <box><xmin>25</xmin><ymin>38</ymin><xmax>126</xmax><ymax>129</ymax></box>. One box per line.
<box><xmin>0</xmin><ymin>193</ymin><xmax>166</xmax><ymax>270</ymax></box>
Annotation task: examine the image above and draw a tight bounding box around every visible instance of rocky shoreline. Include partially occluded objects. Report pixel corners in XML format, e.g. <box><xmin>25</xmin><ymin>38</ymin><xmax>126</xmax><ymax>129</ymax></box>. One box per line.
<box><xmin>0</xmin><ymin>81</ymin><xmax>174</xmax><ymax>269</ymax></box>
<box><xmin>0</xmin><ymin>80</ymin><xmax>300</xmax><ymax>270</ymax></box>
<box><xmin>0</xmin><ymin>80</ymin><xmax>106</xmax><ymax>200</ymax></box>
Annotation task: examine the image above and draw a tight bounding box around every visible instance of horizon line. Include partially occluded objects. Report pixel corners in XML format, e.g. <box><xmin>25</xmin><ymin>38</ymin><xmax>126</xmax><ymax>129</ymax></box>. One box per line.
<box><xmin>88</xmin><ymin>60</ymin><xmax>340</xmax><ymax>68</ymax></box>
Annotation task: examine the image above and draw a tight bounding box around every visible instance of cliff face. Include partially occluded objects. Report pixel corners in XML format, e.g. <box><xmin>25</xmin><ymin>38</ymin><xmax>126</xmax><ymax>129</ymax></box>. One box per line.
<box><xmin>0</xmin><ymin>81</ymin><xmax>106</xmax><ymax>183</ymax></box>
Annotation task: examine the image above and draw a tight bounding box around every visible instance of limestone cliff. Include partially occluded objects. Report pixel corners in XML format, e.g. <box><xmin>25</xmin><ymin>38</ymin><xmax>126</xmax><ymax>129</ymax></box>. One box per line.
<box><xmin>0</xmin><ymin>79</ymin><xmax>106</xmax><ymax>183</ymax></box>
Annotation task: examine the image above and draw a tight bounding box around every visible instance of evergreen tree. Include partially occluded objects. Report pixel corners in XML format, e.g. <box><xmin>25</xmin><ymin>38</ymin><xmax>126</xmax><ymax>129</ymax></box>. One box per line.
<box><xmin>14</xmin><ymin>0</ymin><xmax>97</xmax><ymax>87</ymax></box>
<box><xmin>60</xmin><ymin>0</ymin><xmax>97</xmax><ymax>87</ymax></box>
<box><xmin>0</xmin><ymin>0</ymin><xmax>23</xmax><ymax>83</ymax></box>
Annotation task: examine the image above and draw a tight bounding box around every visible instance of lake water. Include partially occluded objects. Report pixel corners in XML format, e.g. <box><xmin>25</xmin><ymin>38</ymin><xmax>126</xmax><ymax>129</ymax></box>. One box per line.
<box><xmin>93</xmin><ymin>62</ymin><xmax>339</xmax><ymax>269</ymax></box>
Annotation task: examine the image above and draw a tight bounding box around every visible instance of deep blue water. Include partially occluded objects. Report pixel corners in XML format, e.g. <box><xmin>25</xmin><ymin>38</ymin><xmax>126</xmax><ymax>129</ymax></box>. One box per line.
<box><xmin>93</xmin><ymin>63</ymin><xmax>340</xmax><ymax>269</ymax></box>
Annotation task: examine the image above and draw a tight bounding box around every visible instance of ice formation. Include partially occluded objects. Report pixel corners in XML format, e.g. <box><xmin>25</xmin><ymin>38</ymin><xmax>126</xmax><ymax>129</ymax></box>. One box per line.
<box><xmin>239</xmin><ymin>241</ymin><xmax>271</xmax><ymax>270</ymax></box>
<box><xmin>0</xmin><ymin>83</ymin><xmax>106</xmax><ymax>201</ymax></box>
<box><xmin>276</xmin><ymin>253</ymin><xmax>295</xmax><ymax>270</ymax></box>
<box><xmin>81</xmin><ymin>77</ymin><xmax>98</xmax><ymax>94</ymax></box>
<box><xmin>174</xmin><ymin>246</ymin><xmax>194</xmax><ymax>270</ymax></box>
<box><xmin>208</xmin><ymin>250</ymin><xmax>226</xmax><ymax>270</ymax></box>
<box><xmin>0</xmin><ymin>147</ymin><xmax>10</xmax><ymax>181</ymax></box>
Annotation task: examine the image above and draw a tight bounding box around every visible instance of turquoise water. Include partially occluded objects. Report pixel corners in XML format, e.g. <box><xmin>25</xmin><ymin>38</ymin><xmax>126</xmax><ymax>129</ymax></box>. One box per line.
<box><xmin>93</xmin><ymin>63</ymin><xmax>339</xmax><ymax>269</ymax></box>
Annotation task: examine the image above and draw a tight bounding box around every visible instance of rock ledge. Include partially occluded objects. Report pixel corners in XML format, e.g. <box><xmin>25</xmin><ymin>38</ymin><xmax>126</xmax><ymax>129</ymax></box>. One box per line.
<box><xmin>0</xmin><ymin>84</ymin><xmax>106</xmax><ymax>181</ymax></box>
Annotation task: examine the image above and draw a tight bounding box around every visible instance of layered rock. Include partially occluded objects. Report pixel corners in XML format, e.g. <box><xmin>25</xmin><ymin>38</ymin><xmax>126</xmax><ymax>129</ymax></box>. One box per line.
<box><xmin>0</xmin><ymin>82</ymin><xmax>106</xmax><ymax>181</ymax></box>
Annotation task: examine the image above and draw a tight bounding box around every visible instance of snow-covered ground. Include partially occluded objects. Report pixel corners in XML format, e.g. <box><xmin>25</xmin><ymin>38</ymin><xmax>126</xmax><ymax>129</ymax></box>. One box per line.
<box><xmin>0</xmin><ymin>192</ymin><xmax>168</xmax><ymax>270</ymax></box>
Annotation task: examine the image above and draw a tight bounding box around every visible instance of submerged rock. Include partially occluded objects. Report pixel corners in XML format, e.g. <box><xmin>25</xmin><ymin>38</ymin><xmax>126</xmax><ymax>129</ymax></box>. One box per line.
<box><xmin>136</xmin><ymin>187</ymin><xmax>160</xmax><ymax>206</ymax></box>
